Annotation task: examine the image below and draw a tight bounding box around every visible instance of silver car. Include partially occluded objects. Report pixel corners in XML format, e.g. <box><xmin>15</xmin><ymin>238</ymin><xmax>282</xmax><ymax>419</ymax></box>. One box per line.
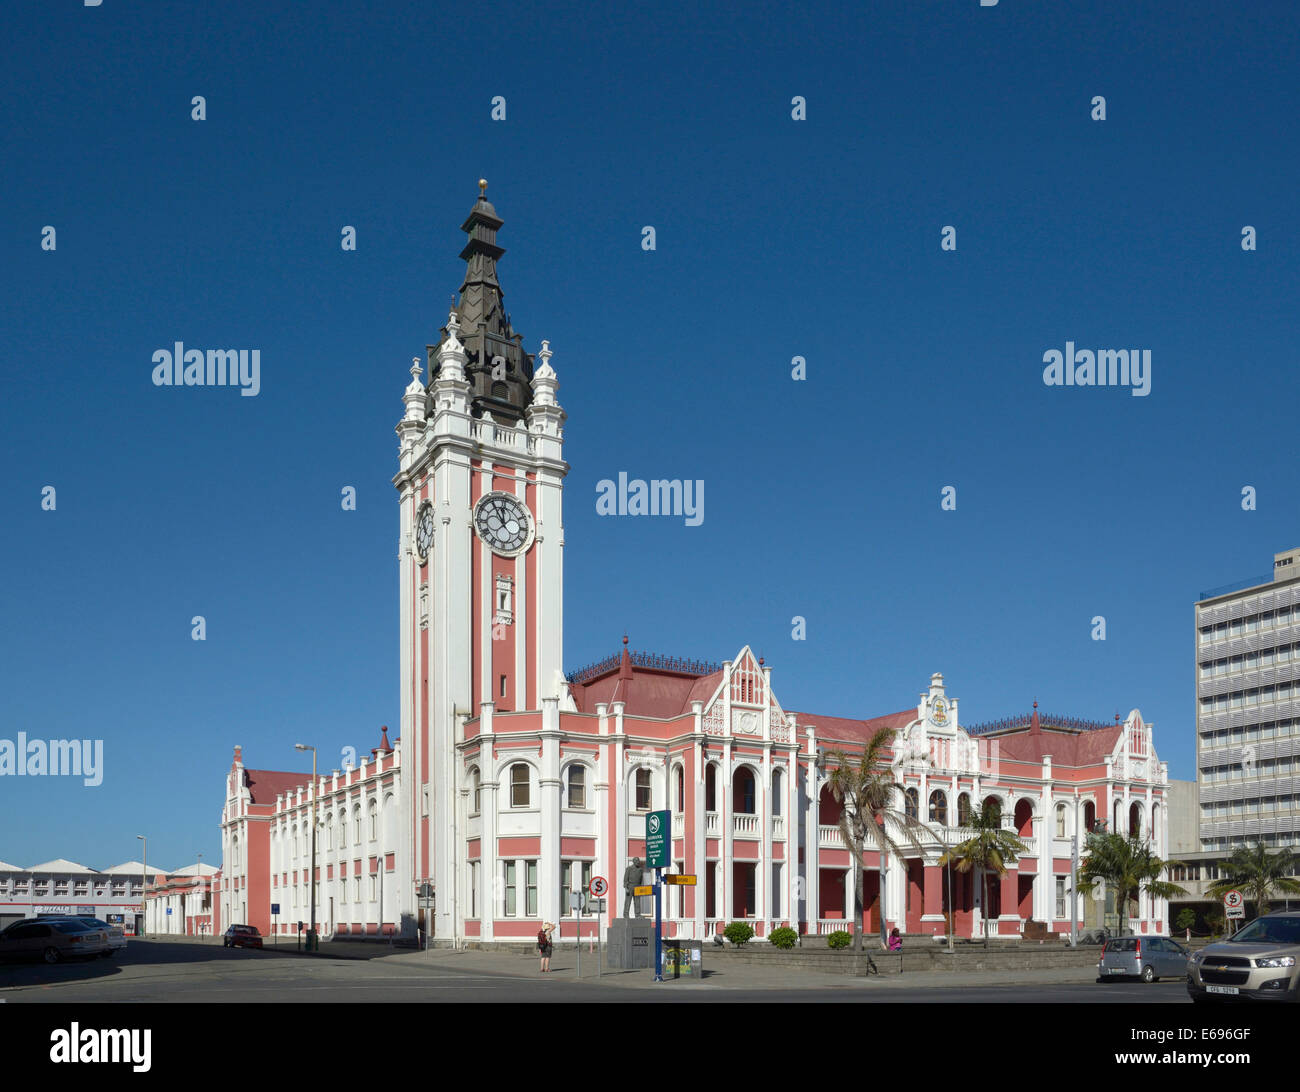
<box><xmin>1187</xmin><ymin>911</ymin><xmax>1300</xmax><ymax>1003</ymax></box>
<box><xmin>1097</xmin><ymin>935</ymin><xmax>1190</xmax><ymax>983</ymax></box>
<box><xmin>0</xmin><ymin>919</ymin><xmax>110</xmax><ymax>963</ymax></box>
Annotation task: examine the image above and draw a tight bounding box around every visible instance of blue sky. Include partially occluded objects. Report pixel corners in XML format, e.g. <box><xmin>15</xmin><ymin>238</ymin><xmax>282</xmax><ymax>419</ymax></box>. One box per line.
<box><xmin>1</xmin><ymin>0</ymin><xmax>1297</xmax><ymax>871</ymax></box>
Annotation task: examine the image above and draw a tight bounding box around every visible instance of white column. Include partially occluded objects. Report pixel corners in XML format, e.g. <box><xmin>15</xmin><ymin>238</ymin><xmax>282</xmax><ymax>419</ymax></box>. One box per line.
<box><xmin>804</xmin><ymin>729</ymin><xmax>819</xmax><ymax>930</ymax></box>
<box><xmin>721</xmin><ymin>736</ymin><xmax>733</xmax><ymax>919</ymax></box>
<box><xmin>540</xmin><ymin>697</ymin><xmax>561</xmax><ymax>922</ymax></box>
<box><xmin>612</xmin><ymin>702</ymin><xmax>626</xmax><ymax>916</ymax></box>
<box><xmin>692</xmin><ymin>706</ymin><xmax>705</xmax><ymax>939</ymax></box>
<box><xmin>595</xmin><ymin>703</ymin><xmax>610</xmax><ymax>931</ymax></box>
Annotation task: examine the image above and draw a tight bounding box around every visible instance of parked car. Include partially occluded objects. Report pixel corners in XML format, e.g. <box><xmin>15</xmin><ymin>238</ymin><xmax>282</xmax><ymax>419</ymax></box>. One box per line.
<box><xmin>1187</xmin><ymin>910</ymin><xmax>1300</xmax><ymax>1003</ymax></box>
<box><xmin>223</xmin><ymin>924</ymin><xmax>263</xmax><ymax>950</ymax></box>
<box><xmin>34</xmin><ymin>915</ymin><xmax>127</xmax><ymax>953</ymax></box>
<box><xmin>1097</xmin><ymin>935</ymin><xmax>1189</xmax><ymax>982</ymax></box>
<box><xmin>0</xmin><ymin>919</ymin><xmax>110</xmax><ymax>964</ymax></box>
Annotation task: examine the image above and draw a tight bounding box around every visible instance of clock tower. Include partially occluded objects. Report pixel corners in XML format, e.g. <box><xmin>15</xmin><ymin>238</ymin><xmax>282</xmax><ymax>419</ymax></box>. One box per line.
<box><xmin>394</xmin><ymin>184</ymin><xmax>567</xmax><ymax>941</ymax></box>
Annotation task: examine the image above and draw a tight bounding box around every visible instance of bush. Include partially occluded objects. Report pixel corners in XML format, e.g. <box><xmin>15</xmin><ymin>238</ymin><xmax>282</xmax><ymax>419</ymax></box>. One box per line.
<box><xmin>724</xmin><ymin>921</ymin><xmax>755</xmax><ymax>946</ymax></box>
<box><xmin>769</xmin><ymin>926</ymin><xmax>798</xmax><ymax>950</ymax></box>
<box><xmin>826</xmin><ymin>930</ymin><xmax>852</xmax><ymax>949</ymax></box>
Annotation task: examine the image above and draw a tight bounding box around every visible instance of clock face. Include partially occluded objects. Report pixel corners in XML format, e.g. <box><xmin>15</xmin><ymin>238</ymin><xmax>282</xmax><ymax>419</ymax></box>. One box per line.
<box><xmin>415</xmin><ymin>501</ymin><xmax>434</xmax><ymax>563</ymax></box>
<box><xmin>473</xmin><ymin>492</ymin><xmax>533</xmax><ymax>556</ymax></box>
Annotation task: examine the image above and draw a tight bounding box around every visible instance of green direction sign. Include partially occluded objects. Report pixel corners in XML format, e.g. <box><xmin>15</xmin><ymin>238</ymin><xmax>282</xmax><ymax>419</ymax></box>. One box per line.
<box><xmin>646</xmin><ymin>809</ymin><xmax>670</xmax><ymax>869</ymax></box>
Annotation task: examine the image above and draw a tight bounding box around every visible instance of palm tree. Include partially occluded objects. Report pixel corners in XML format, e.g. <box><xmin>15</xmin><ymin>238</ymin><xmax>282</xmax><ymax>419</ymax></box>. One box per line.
<box><xmin>1206</xmin><ymin>841</ymin><xmax>1300</xmax><ymax>921</ymax></box>
<box><xmin>939</xmin><ymin>798</ymin><xmax>1030</xmax><ymax>948</ymax></box>
<box><xmin>825</xmin><ymin>729</ymin><xmax>936</xmax><ymax>954</ymax></box>
<box><xmin>1076</xmin><ymin>832</ymin><xmax>1185</xmax><ymax>935</ymax></box>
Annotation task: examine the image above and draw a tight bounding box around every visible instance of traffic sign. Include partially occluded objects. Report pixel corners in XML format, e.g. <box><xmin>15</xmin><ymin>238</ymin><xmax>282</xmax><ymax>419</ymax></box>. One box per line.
<box><xmin>590</xmin><ymin>876</ymin><xmax>608</xmax><ymax>898</ymax></box>
<box><xmin>588</xmin><ymin>898</ymin><xmax>607</xmax><ymax>913</ymax></box>
<box><xmin>664</xmin><ymin>874</ymin><xmax>696</xmax><ymax>886</ymax></box>
<box><xmin>271</xmin><ymin>903</ymin><xmax>280</xmax><ymax>915</ymax></box>
<box><xmin>633</xmin><ymin>885</ymin><xmax>654</xmax><ymax>896</ymax></box>
<box><xmin>1224</xmin><ymin>889</ymin><xmax>1245</xmax><ymax>919</ymax></box>
<box><xmin>569</xmin><ymin>892</ymin><xmax>584</xmax><ymax>911</ymax></box>
<box><xmin>646</xmin><ymin>809</ymin><xmax>670</xmax><ymax>869</ymax></box>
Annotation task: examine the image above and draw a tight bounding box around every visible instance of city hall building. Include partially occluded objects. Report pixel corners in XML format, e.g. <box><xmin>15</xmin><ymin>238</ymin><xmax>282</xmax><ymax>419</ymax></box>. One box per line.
<box><xmin>219</xmin><ymin>188</ymin><xmax>1173</xmax><ymax>944</ymax></box>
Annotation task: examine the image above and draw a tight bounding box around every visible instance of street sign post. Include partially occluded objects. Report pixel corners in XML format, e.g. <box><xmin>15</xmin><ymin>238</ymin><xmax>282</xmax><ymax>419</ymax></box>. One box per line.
<box><xmin>1224</xmin><ymin>889</ymin><xmax>1245</xmax><ymax>921</ymax></box>
<box><xmin>646</xmin><ymin>810</ymin><xmax>671</xmax><ymax>982</ymax></box>
<box><xmin>589</xmin><ymin>877</ymin><xmax>608</xmax><ymax>978</ymax></box>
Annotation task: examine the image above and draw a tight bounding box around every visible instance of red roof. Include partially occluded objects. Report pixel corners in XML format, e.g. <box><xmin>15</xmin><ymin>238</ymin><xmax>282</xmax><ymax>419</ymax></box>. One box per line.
<box><xmin>570</xmin><ymin>667</ymin><xmax>722</xmax><ymax>718</ymax></box>
<box><xmin>243</xmin><ymin>768</ymin><xmax>311</xmax><ymax>805</ymax></box>
<box><xmin>989</xmin><ymin>725</ymin><xmax>1122</xmax><ymax>767</ymax></box>
<box><xmin>788</xmin><ymin>709</ymin><xmax>915</xmax><ymax>746</ymax></box>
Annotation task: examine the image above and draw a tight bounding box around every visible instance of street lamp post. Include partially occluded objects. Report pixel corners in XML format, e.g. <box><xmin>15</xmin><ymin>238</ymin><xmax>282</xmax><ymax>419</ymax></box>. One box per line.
<box><xmin>295</xmin><ymin>744</ymin><xmax>318</xmax><ymax>952</ymax></box>
<box><xmin>136</xmin><ymin>835</ymin><xmax>147</xmax><ymax>938</ymax></box>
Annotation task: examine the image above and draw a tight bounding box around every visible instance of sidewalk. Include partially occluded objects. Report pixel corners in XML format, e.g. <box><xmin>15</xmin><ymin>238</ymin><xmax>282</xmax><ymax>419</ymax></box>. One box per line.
<box><xmin>262</xmin><ymin>939</ymin><xmax>1107</xmax><ymax>991</ymax></box>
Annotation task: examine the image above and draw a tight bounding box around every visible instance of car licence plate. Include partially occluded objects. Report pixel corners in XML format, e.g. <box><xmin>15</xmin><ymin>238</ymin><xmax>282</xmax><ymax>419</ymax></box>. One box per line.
<box><xmin>1206</xmin><ymin>985</ymin><xmax>1239</xmax><ymax>995</ymax></box>
<box><xmin>1109</xmin><ymin>967</ymin><xmax>1127</xmax><ymax>974</ymax></box>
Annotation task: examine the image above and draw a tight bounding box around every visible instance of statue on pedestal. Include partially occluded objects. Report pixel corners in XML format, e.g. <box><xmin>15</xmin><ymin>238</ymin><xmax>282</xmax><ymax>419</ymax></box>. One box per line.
<box><xmin>622</xmin><ymin>857</ymin><xmax>644</xmax><ymax>918</ymax></box>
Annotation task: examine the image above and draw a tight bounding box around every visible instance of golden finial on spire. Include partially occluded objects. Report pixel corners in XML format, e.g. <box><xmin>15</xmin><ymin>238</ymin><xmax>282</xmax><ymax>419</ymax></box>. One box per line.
<box><xmin>478</xmin><ymin>178</ymin><xmax>488</xmax><ymax>197</ymax></box>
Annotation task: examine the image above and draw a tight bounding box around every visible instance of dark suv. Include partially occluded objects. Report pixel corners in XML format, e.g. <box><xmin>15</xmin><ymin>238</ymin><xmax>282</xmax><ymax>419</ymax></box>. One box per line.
<box><xmin>1187</xmin><ymin>911</ymin><xmax>1300</xmax><ymax>1003</ymax></box>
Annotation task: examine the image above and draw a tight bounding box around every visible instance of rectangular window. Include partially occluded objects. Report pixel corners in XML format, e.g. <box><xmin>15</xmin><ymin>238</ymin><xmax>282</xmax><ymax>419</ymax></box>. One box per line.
<box><xmin>567</xmin><ymin>764</ymin><xmax>586</xmax><ymax>809</ymax></box>
<box><xmin>505</xmin><ymin>862</ymin><xmax>517</xmax><ymax>916</ymax></box>
<box><xmin>526</xmin><ymin>860</ymin><xmax>538</xmax><ymax>917</ymax></box>
<box><xmin>1055</xmin><ymin>877</ymin><xmax>1066</xmax><ymax>919</ymax></box>
<box><xmin>771</xmin><ymin>863</ymin><xmax>782</xmax><ymax>918</ymax></box>
<box><xmin>500</xmin><ymin>674</ymin><xmax>507</xmax><ymax>698</ymax></box>
<box><xmin>561</xmin><ymin>860</ymin><xmax>572</xmax><ymax>915</ymax></box>
<box><xmin>635</xmin><ymin>768</ymin><xmax>652</xmax><ymax>811</ymax></box>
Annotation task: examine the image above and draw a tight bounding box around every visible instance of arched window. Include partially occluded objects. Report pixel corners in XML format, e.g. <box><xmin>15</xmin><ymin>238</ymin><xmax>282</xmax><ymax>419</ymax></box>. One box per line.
<box><xmin>510</xmin><ymin>763</ymin><xmax>530</xmax><ymax>808</ymax></box>
<box><xmin>904</xmin><ymin>787</ymin><xmax>919</xmax><ymax>820</ymax></box>
<box><xmin>733</xmin><ymin>767</ymin><xmax>756</xmax><ymax>814</ymax></box>
<box><xmin>634</xmin><ymin>767</ymin><xmax>652</xmax><ymax>811</ymax></box>
<box><xmin>676</xmin><ymin>765</ymin><xmax>685</xmax><ymax>812</ymax></box>
<box><xmin>771</xmin><ymin>768</ymin><xmax>783</xmax><ymax>817</ymax></box>
<box><xmin>353</xmin><ymin>805</ymin><xmax>362</xmax><ymax>844</ymax></box>
<box><xmin>818</xmin><ymin>784</ymin><xmax>842</xmax><ymax>825</ymax></box>
<box><xmin>928</xmin><ymin>789</ymin><xmax>947</xmax><ymax>825</ymax></box>
<box><xmin>957</xmin><ymin>792</ymin><xmax>972</xmax><ymax>826</ymax></box>
<box><xmin>1055</xmin><ymin>803</ymin><xmax>1066</xmax><ymax>839</ymax></box>
<box><xmin>983</xmin><ymin>797</ymin><xmax>1001</xmax><ymax>824</ymax></box>
<box><xmin>1084</xmin><ymin>800</ymin><xmax>1096</xmax><ymax>832</ymax></box>
<box><xmin>1014</xmin><ymin>799</ymin><xmax>1033</xmax><ymax>837</ymax></box>
<box><xmin>368</xmin><ymin>799</ymin><xmax>378</xmax><ymax>842</ymax></box>
<box><xmin>232</xmin><ymin>836</ymin><xmax>241</xmax><ymax>869</ymax></box>
<box><xmin>705</xmin><ymin>765</ymin><xmax>717</xmax><ymax>812</ymax></box>
<box><xmin>469</xmin><ymin>767</ymin><xmax>481</xmax><ymax>815</ymax></box>
<box><xmin>1129</xmin><ymin>801</ymin><xmax>1143</xmax><ymax>838</ymax></box>
<box><xmin>566</xmin><ymin>764</ymin><xmax>586</xmax><ymax>809</ymax></box>
<box><xmin>383</xmin><ymin>793</ymin><xmax>395</xmax><ymax>846</ymax></box>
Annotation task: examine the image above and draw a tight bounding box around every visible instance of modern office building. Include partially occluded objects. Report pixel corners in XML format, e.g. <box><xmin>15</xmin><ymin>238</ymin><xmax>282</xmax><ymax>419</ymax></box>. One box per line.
<box><xmin>1195</xmin><ymin>548</ymin><xmax>1300</xmax><ymax>853</ymax></box>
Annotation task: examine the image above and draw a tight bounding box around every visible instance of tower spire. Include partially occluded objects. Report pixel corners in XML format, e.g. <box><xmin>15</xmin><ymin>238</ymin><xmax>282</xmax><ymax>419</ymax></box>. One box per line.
<box><xmin>431</xmin><ymin>181</ymin><xmax>534</xmax><ymax>423</ymax></box>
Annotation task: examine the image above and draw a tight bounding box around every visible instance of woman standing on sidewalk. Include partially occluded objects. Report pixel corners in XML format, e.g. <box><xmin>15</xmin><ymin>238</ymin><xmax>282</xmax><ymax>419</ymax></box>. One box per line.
<box><xmin>538</xmin><ymin>922</ymin><xmax>555</xmax><ymax>972</ymax></box>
